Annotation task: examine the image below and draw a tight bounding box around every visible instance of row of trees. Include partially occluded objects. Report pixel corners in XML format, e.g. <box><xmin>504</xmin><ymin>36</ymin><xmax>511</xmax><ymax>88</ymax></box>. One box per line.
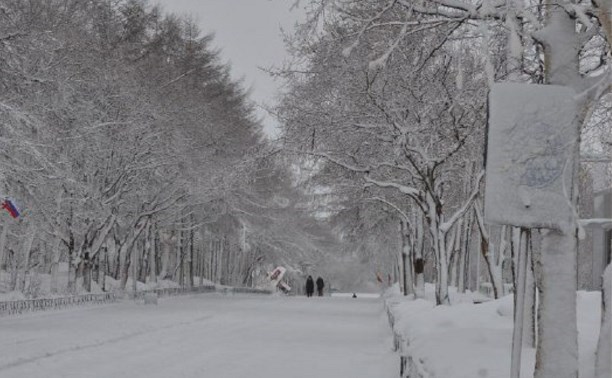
<box><xmin>278</xmin><ymin>0</ymin><xmax>610</xmax><ymax>377</ymax></box>
<box><xmin>0</xmin><ymin>0</ymin><xmax>338</xmax><ymax>298</ymax></box>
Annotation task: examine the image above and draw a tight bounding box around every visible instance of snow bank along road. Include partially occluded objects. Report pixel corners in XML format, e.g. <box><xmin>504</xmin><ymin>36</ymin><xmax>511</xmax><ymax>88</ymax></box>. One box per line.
<box><xmin>0</xmin><ymin>294</ymin><xmax>397</xmax><ymax>378</ymax></box>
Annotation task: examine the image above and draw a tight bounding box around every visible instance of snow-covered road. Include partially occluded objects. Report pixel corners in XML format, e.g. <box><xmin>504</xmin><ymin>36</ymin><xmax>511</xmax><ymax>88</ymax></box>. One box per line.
<box><xmin>0</xmin><ymin>294</ymin><xmax>397</xmax><ymax>378</ymax></box>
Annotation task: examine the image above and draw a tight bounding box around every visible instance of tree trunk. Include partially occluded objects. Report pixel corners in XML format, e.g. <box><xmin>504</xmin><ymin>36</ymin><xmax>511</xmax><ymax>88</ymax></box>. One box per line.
<box><xmin>175</xmin><ymin>227</ymin><xmax>183</xmax><ymax>285</ymax></box>
<box><xmin>67</xmin><ymin>231</ymin><xmax>76</xmax><ymax>293</ymax></box>
<box><xmin>131</xmin><ymin>243</ymin><xmax>138</xmax><ymax>296</ymax></box>
<box><xmin>449</xmin><ymin>219</ymin><xmax>463</xmax><ymax>289</ymax></box>
<box><xmin>414</xmin><ymin>213</ymin><xmax>425</xmax><ymax>297</ymax></box>
<box><xmin>119</xmin><ymin>220</ymin><xmax>148</xmax><ymax>291</ymax></box>
<box><xmin>533</xmin><ymin>230</ymin><xmax>578</xmax><ymax>378</ymax></box>
<box><xmin>83</xmin><ymin>253</ymin><xmax>92</xmax><ymax>292</ymax></box>
<box><xmin>400</xmin><ymin>219</ymin><xmax>414</xmax><ymax>296</ymax></box>
<box><xmin>119</xmin><ymin>243</ymin><xmax>130</xmax><ymax>291</ymax></box>
<box><xmin>532</xmin><ymin>2</ymin><xmax>580</xmax><ymax>376</ymax></box>
<box><xmin>100</xmin><ymin>244</ymin><xmax>107</xmax><ymax>292</ymax></box>
<box><xmin>105</xmin><ymin>235</ymin><xmax>116</xmax><ymax>279</ymax></box>
<box><xmin>49</xmin><ymin>236</ymin><xmax>62</xmax><ymax>293</ymax></box>
<box><xmin>147</xmin><ymin>223</ymin><xmax>157</xmax><ymax>285</ymax></box>
<box><xmin>19</xmin><ymin>225</ymin><xmax>36</xmax><ymax>293</ymax></box>
<box><xmin>158</xmin><ymin>231</ymin><xmax>172</xmax><ymax>280</ymax></box>
<box><xmin>475</xmin><ymin>206</ymin><xmax>505</xmax><ymax>299</ymax></box>
<box><xmin>188</xmin><ymin>219</ymin><xmax>194</xmax><ymax>288</ymax></box>
<box><xmin>432</xmin><ymin>221</ymin><xmax>450</xmax><ymax>305</ymax></box>
<box><xmin>198</xmin><ymin>246</ymin><xmax>204</xmax><ymax>286</ymax></box>
<box><xmin>458</xmin><ymin>212</ymin><xmax>472</xmax><ymax>293</ymax></box>
<box><xmin>0</xmin><ymin>221</ymin><xmax>8</xmax><ymax>271</ymax></box>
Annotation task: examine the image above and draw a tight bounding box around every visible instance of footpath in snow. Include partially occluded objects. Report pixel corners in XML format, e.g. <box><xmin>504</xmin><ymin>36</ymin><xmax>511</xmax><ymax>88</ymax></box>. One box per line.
<box><xmin>385</xmin><ymin>285</ymin><xmax>601</xmax><ymax>378</ymax></box>
<box><xmin>0</xmin><ymin>293</ymin><xmax>397</xmax><ymax>378</ymax></box>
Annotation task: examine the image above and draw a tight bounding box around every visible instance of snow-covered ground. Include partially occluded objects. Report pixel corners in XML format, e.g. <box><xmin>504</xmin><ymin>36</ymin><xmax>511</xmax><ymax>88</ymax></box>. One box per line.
<box><xmin>0</xmin><ymin>293</ymin><xmax>397</xmax><ymax>378</ymax></box>
<box><xmin>386</xmin><ymin>285</ymin><xmax>601</xmax><ymax>378</ymax></box>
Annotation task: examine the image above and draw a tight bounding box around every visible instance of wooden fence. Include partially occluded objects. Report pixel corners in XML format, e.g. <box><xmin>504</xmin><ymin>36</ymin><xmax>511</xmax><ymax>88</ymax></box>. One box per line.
<box><xmin>0</xmin><ymin>293</ymin><xmax>116</xmax><ymax>316</ymax></box>
<box><xmin>0</xmin><ymin>285</ymin><xmax>272</xmax><ymax>316</ymax></box>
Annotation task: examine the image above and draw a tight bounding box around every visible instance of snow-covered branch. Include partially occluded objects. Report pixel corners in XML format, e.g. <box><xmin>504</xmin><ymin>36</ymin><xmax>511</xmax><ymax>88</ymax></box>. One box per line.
<box><xmin>366</xmin><ymin>196</ymin><xmax>411</xmax><ymax>223</ymax></box>
<box><xmin>364</xmin><ymin>175</ymin><xmax>422</xmax><ymax>199</ymax></box>
<box><xmin>439</xmin><ymin>169</ymin><xmax>485</xmax><ymax>233</ymax></box>
<box><xmin>579</xmin><ymin>218</ymin><xmax>612</xmax><ymax>230</ymax></box>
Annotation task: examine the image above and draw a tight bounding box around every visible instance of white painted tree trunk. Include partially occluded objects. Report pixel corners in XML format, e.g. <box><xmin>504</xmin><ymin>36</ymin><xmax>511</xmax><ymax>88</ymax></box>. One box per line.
<box><xmin>595</xmin><ymin>263</ymin><xmax>611</xmax><ymax>378</ymax></box>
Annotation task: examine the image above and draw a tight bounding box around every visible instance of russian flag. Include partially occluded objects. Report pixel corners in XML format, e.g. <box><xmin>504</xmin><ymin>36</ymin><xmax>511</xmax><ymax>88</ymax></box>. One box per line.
<box><xmin>2</xmin><ymin>198</ymin><xmax>20</xmax><ymax>218</ymax></box>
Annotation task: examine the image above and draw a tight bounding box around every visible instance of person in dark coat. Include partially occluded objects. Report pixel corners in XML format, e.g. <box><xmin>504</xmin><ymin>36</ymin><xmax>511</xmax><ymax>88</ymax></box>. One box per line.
<box><xmin>316</xmin><ymin>277</ymin><xmax>325</xmax><ymax>296</ymax></box>
<box><xmin>305</xmin><ymin>275</ymin><xmax>314</xmax><ymax>297</ymax></box>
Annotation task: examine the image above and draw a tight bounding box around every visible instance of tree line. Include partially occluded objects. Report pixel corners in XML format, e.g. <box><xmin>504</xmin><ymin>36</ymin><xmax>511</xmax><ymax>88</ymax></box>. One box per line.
<box><xmin>0</xmin><ymin>0</ymin><xmax>337</xmax><ymax>297</ymax></box>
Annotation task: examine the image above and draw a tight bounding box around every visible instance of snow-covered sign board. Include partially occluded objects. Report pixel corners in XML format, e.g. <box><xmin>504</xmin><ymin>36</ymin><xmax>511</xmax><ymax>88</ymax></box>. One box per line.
<box><xmin>484</xmin><ymin>83</ymin><xmax>578</xmax><ymax>231</ymax></box>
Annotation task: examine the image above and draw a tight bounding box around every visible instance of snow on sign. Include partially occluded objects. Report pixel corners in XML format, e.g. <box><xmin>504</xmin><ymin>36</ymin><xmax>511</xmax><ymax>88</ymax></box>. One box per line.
<box><xmin>484</xmin><ymin>83</ymin><xmax>578</xmax><ymax>231</ymax></box>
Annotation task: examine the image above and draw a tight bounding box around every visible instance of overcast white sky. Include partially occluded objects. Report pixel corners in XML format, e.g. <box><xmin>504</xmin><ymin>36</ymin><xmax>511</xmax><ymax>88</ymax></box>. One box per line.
<box><xmin>154</xmin><ymin>0</ymin><xmax>305</xmax><ymax>136</ymax></box>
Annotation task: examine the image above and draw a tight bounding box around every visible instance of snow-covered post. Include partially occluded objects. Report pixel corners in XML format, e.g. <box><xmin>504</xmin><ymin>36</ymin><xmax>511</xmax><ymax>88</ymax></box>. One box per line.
<box><xmin>510</xmin><ymin>228</ymin><xmax>528</xmax><ymax>378</ymax></box>
<box><xmin>595</xmin><ymin>263</ymin><xmax>611</xmax><ymax>378</ymax></box>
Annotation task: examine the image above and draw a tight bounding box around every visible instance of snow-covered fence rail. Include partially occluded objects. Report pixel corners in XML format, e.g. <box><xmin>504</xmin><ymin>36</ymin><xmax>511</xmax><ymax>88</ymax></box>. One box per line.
<box><xmin>133</xmin><ymin>285</ymin><xmax>272</xmax><ymax>300</ymax></box>
<box><xmin>133</xmin><ymin>285</ymin><xmax>217</xmax><ymax>300</ymax></box>
<box><xmin>0</xmin><ymin>293</ymin><xmax>116</xmax><ymax>316</ymax></box>
<box><xmin>384</xmin><ymin>300</ymin><xmax>430</xmax><ymax>378</ymax></box>
<box><xmin>228</xmin><ymin>287</ymin><xmax>273</xmax><ymax>295</ymax></box>
<box><xmin>1</xmin><ymin>285</ymin><xmax>272</xmax><ymax>316</ymax></box>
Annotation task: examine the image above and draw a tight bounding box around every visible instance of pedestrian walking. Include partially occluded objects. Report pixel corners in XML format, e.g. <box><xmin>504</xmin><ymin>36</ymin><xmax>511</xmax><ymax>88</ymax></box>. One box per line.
<box><xmin>316</xmin><ymin>277</ymin><xmax>325</xmax><ymax>297</ymax></box>
<box><xmin>305</xmin><ymin>275</ymin><xmax>314</xmax><ymax>297</ymax></box>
